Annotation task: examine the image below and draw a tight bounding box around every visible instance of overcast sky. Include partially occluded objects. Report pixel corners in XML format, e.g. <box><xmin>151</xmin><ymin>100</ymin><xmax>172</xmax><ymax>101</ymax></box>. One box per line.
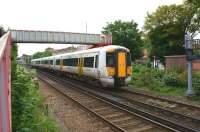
<box><xmin>0</xmin><ymin>0</ymin><xmax>183</xmax><ymax>56</ymax></box>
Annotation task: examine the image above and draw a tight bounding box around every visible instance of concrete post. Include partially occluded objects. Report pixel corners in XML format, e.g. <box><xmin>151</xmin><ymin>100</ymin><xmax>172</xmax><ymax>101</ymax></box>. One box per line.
<box><xmin>185</xmin><ymin>34</ymin><xmax>195</xmax><ymax>96</ymax></box>
<box><xmin>186</xmin><ymin>58</ymin><xmax>194</xmax><ymax>95</ymax></box>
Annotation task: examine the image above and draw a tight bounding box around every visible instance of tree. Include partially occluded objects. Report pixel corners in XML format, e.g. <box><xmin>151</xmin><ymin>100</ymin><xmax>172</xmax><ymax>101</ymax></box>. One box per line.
<box><xmin>144</xmin><ymin>4</ymin><xmax>194</xmax><ymax>63</ymax></box>
<box><xmin>184</xmin><ymin>0</ymin><xmax>200</xmax><ymax>37</ymax></box>
<box><xmin>32</xmin><ymin>47</ymin><xmax>53</xmax><ymax>59</ymax></box>
<box><xmin>102</xmin><ymin>20</ymin><xmax>143</xmax><ymax>60</ymax></box>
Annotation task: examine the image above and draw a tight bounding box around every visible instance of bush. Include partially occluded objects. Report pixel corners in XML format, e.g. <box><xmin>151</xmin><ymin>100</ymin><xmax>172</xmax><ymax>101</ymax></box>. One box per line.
<box><xmin>12</xmin><ymin>66</ymin><xmax>59</xmax><ymax>131</ymax></box>
<box><xmin>193</xmin><ymin>72</ymin><xmax>200</xmax><ymax>95</ymax></box>
<box><xmin>132</xmin><ymin>64</ymin><xmax>165</xmax><ymax>87</ymax></box>
<box><xmin>132</xmin><ymin>64</ymin><xmax>186</xmax><ymax>88</ymax></box>
<box><xmin>11</xmin><ymin>44</ymin><xmax>59</xmax><ymax>131</ymax></box>
<box><xmin>163</xmin><ymin>71</ymin><xmax>181</xmax><ymax>87</ymax></box>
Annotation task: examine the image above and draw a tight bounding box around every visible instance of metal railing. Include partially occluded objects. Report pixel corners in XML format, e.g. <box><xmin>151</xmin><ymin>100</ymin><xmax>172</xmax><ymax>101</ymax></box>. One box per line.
<box><xmin>0</xmin><ymin>32</ymin><xmax>11</xmax><ymax>132</ymax></box>
<box><xmin>0</xmin><ymin>32</ymin><xmax>10</xmax><ymax>60</ymax></box>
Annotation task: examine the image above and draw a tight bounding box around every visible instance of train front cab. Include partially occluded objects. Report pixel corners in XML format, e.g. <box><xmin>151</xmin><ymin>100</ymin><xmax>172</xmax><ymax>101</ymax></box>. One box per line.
<box><xmin>106</xmin><ymin>48</ymin><xmax>132</xmax><ymax>88</ymax></box>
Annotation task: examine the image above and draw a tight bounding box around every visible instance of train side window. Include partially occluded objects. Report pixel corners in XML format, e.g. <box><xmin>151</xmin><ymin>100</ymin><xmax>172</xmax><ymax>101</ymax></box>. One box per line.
<box><xmin>63</xmin><ymin>58</ymin><xmax>78</xmax><ymax>66</ymax></box>
<box><xmin>126</xmin><ymin>52</ymin><xmax>131</xmax><ymax>66</ymax></box>
<box><xmin>45</xmin><ymin>60</ymin><xmax>49</xmax><ymax>64</ymax></box>
<box><xmin>50</xmin><ymin>60</ymin><xmax>53</xmax><ymax>65</ymax></box>
<box><xmin>95</xmin><ymin>55</ymin><xmax>98</xmax><ymax>68</ymax></box>
<box><xmin>63</xmin><ymin>59</ymin><xmax>68</xmax><ymax>66</ymax></box>
<box><xmin>106</xmin><ymin>52</ymin><xmax>114</xmax><ymax>67</ymax></box>
<box><xmin>84</xmin><ymin>57</ymin><xmax>94</xmax><ymax>68</ymax></box>
<box><xmin>72</xmin><ymin>58</ymin><xmax>78</xmax><ymax>66</ymax></box>
<box><xmin>56</xmin><ymin>59</ymin><xmax>60</xmax><ymax>65</ymax></box>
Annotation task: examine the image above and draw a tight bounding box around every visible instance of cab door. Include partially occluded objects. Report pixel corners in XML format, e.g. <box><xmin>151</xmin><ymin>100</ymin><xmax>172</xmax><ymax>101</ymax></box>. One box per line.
<box><xmin>117</xmin><ymin>52</ymin><xmax>126</xmax><ymax>77</ymax></box>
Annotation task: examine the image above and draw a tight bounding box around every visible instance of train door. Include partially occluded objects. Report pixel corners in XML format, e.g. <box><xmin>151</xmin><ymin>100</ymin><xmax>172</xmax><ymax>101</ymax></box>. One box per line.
<box><xmin>117</xmin><ymin>52</ymin><xmax>126</xmax><ymax>77</ymax></box>
<box><xmin>78</xmin><ymin>58</ymin><xmax>84</xmax><ymax>76</ymax></box>
<box><xmin>114</xmin><ymin>50</ymin><xmax>127</xmax><ymax>88</ymax></box>
<box><xmin>60</xmin><ymin>57</ymin><xmax>63</xmax><ymax>71</ymax></box>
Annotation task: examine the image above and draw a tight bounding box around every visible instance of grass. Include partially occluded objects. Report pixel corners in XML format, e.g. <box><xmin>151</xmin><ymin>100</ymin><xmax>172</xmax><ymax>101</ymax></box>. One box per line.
<box><xmin>132</xmin><ymin>85</ymin><xmax>186</xmax><ymax>97</ymax></box>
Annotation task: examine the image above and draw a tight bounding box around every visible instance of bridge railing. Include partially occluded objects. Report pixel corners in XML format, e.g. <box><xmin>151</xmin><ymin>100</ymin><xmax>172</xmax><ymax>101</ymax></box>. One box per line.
<box><xmin>0</xmin><ymin>32</ymin><xmax>11</xmax><ymax>132</ymax></box>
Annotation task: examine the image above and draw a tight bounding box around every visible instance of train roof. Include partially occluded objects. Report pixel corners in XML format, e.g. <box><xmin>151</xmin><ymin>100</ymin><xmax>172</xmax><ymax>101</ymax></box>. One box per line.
<box><xmin>31</xmin><ymin>45</ymin><xmax>129</xmax><ymax>61</ymax></box>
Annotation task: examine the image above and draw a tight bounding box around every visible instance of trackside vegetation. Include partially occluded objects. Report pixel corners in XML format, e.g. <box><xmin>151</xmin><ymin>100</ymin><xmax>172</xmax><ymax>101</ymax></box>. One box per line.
<box><xmin>131</xmin><ymin>64</ymin><xmax>200</xmax><ymax>101</ymax></box>
<box><xmin>11</xmin><ymin>44</ymin><xmax>59</xmax><ymax>131</ymax></box>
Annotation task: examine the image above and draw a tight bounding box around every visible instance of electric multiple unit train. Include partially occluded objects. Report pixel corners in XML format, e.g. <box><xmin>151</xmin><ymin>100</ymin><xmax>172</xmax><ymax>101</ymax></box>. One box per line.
<box><xmin>31</xmin><ymin>45</ymin><xmax>132</xmax><ymax>88</ymax></box>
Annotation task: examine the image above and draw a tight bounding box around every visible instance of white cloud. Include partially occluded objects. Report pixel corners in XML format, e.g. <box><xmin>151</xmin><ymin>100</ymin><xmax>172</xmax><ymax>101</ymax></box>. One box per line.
<box><xmin>0</xmin><ymin>0</ymin><xmax>183</xmax><ymax>56</ymax></box>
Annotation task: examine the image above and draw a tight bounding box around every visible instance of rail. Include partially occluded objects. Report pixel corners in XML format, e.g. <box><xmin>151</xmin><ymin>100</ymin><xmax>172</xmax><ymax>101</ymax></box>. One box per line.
<box><xmin>38</xmin><ymin>71</ymin><xmax>172</xmax><ymax>132</ymax></box>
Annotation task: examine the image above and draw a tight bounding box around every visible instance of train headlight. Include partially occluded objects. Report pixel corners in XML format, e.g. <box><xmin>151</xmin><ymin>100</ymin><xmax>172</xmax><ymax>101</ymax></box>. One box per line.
<box><xmin>107</xmin><ymin>67</ymin><xmax>115</xmax><ymax>76</ymax></box>
<box><xmin>127</xmin><ymin>66</ymin><xmax>132</xmax><ymax>75</ymax></box>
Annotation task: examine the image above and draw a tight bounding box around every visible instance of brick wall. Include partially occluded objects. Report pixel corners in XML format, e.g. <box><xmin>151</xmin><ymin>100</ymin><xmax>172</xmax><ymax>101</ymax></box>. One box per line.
<box><xmin>165</xmin><ymin>55</ymin><xmax>200</xmax><ymax>71</ymax></box>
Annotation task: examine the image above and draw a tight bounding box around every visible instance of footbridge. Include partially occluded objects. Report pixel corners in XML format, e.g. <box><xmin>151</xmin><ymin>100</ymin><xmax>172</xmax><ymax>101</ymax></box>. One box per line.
<box><xmin>0</xmin><ymin>29</ymin><xmax>112</xmax><ymax>132</ymax></box>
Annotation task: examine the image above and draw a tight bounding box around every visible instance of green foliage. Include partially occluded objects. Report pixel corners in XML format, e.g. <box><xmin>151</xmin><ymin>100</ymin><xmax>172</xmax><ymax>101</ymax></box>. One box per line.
<box><xmin>32</xmin><ymin>48</ymin><xmax>53</xmax><ymax>59</ymax></box>
<box><xmin>12</xmin><ymin>67</ymin><xmax>59</xmax><ymax>132</ymax></box>
<box><xmin>131</xmin><ymin>64</ymin><xmax>200</xmax><ymax>99</ymax></box>
<box><xmin>144</xmin><ymin>4</ymin><xmax>187</xmax><ymax>63</ymax></box>
<box><xmin>131</xmin><ymin>64</ymin><xmax>165</xmax><ymax>87</ymax></box>
<box><xmin>11</xmin><ymin>44</ymin><xmax>18</xmax><ymax>80</ymax></box>
<box><xmin>144</xmin><ymin>1</ymin><xmax>200</xmax><ymax>63</ymax></box>
<box><xmin>163</xmin><ymin>71</ymin><xmax>181</xmax><ymax>86</ymax></box>
<box><xmin>11</xmin><ymin>44</ymin><xmax>59</xmax><ymax>131</ymax></box>
<box><xmin>193</xmin><ymin>72</ymin><xmax>200</xmax><ymax>95</ymax></box>
<box><xmin>102</xmin><ymin>20</ymin><xmax>143</xmax><ymax>60</ymax></box>
<box><xmin>184</xmin><ymin>0</ymin><xmax>200</xmax><ymax>36</ymax></box>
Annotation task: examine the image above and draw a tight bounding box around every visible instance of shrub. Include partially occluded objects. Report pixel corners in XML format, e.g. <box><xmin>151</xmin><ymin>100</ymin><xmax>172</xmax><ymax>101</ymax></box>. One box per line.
<box><xmin>178</xmin><ymin>71</ymin><xmax>187</xmax><ymax>86</ymax></box>
<box><xmin>132</xmin><ymin>64</ymin><xmax>165</xmax><ymax>87</ymax></box>
<box><xmin>163</xmin><ymin>71</ymin><xmax>181</xmax><ymax>86</ymax></box>
<box><xmin>11</xmin><ymin>44</ymin><xmax>58</xmax><ymax>131</ymax></box>
<box><xmin>12</xmin><ymin>66</ymin><xmax>59</xmax><ymax>131</ymax></box>
<box><xmin>193</xmin><ymin>72</ymin><xmax>200</xmax><ymax>95</ymax></box>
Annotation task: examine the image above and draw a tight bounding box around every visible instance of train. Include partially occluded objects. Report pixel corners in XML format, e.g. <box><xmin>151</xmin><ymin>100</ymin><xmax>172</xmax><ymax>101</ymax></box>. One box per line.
<box><xmin>31</xmin><ymin>45</ymin><xmax>132</xmax><ymax>88</ymax></box>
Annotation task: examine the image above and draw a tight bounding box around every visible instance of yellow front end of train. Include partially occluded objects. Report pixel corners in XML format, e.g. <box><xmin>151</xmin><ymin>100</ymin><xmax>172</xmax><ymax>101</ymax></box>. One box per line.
<box><xmin>106</xmin><ymin>48</ymin><xmax>132</xmax><ymax>88</ymax></box>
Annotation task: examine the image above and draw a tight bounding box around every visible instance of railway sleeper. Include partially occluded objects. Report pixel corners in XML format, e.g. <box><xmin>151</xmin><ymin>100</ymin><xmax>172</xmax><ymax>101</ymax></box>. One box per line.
<box><xmin>92</xmin><ymin>106</ymin><xmax>111</xmax><ymax>112</ymax></box>
<box><xmin>104</xmin><ymin>113</ymin><xmax>125</xmax><ymax>119</ymax></box>
<box><xmin>111</xmin><ymin>117</ymin><xmax>134</xmax><ymax>124</ymax></box>
<box><xmin>98</xmin><ymin>109</ymin><xmax>122</xmax><ymax>116</ymax></box>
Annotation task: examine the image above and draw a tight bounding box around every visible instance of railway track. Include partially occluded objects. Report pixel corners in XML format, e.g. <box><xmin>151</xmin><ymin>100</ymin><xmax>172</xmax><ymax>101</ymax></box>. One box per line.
<box><xmin>97</xmin><ymin>89</ymin><xmax>200</xmax><ymax>131</ymax></box>
<box><xmin>120</xmin><ymin>87</ymin><xmax>200</xmax><ymax>118</ymax></box>
<box><xmin>37</xmin><ymin>70</ymin><xmax>200</xmax><ymax>132</ymax></box>
<box><xmin>37</xmin><ymin>71</ymin><xmax>173</xmax><ymax>132</ymax></box>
